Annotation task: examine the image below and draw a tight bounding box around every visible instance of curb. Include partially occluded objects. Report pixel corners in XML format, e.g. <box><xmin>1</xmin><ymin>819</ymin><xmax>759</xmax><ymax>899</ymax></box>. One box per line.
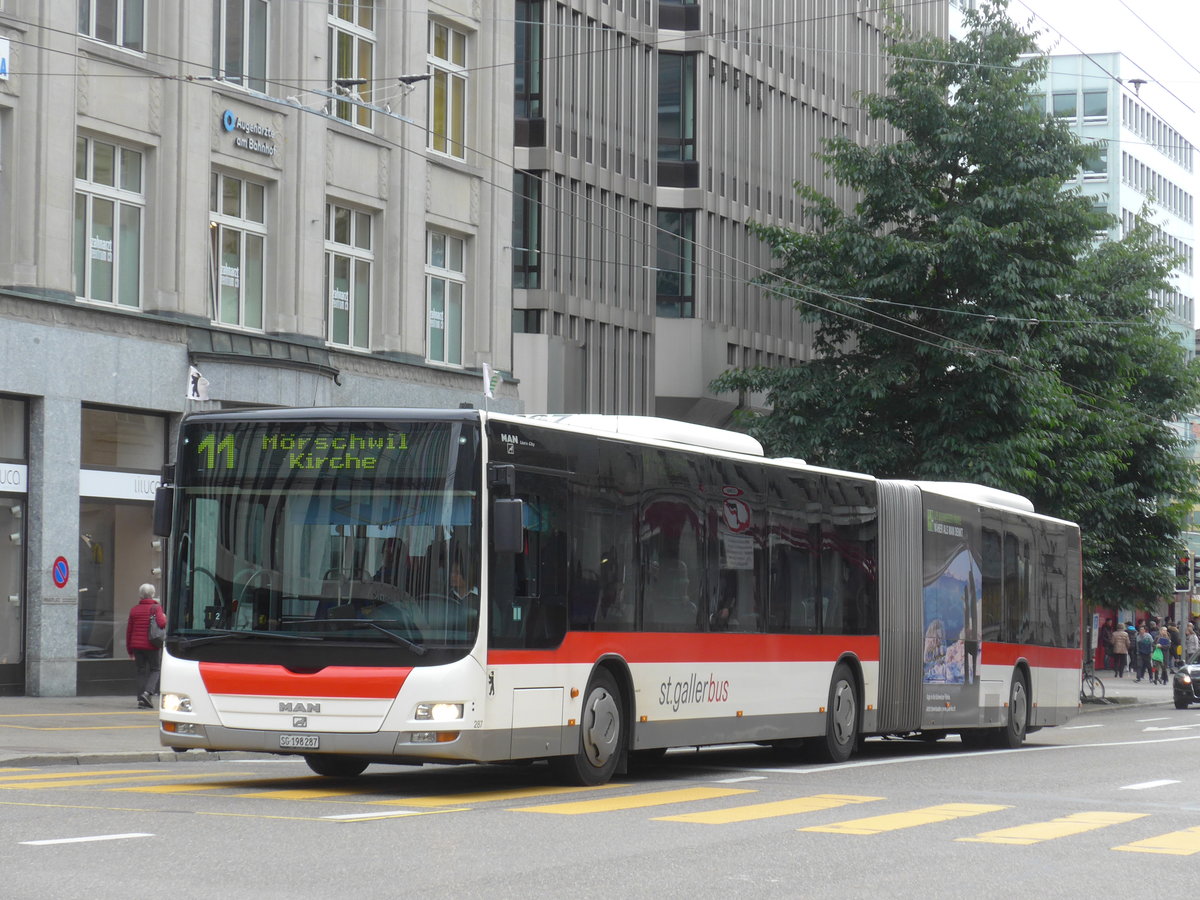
<box><xmin>0</xmin><ymin>749</ymin><xmax>276</xmax><ymax>768</ymax></box>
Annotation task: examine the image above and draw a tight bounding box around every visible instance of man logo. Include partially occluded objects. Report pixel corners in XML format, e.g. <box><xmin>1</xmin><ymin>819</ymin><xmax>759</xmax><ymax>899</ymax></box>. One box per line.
<box><xmin>279</xmin><ymin>701</ymin><xmax>320</xmax><ymax>713</ymax></box>
<box><xmin>293</xmin><ymin>717</ymin><xmax>308</xmax><ymax>728</ymax></box>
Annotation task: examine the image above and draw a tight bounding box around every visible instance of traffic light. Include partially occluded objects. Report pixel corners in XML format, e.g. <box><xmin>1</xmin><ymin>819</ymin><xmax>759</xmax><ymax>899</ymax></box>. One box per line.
<box><xmin>1176</xmin><ymin>553</ymin><xmax>1193</xmax><ymax>594</ymax></box>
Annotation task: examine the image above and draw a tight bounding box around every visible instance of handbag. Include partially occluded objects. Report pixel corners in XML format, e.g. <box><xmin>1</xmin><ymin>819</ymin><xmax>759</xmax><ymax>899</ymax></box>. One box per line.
<box><xmin>1151</xmin><ymin>646</ymin><xmax>1164</xmax><ymax>663</ymax></box>
<box><xmin>147</xmin><ymin>609</ymin><xmax>166</xmax><ymax>648</ymax></box>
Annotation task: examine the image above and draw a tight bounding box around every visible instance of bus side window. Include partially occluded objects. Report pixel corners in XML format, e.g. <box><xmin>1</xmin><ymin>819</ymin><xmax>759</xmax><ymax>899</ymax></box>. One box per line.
<box><xmin>981</xmin><ymin>523</ymin><xmax>1003</xmax><ymax>642</ymax></box>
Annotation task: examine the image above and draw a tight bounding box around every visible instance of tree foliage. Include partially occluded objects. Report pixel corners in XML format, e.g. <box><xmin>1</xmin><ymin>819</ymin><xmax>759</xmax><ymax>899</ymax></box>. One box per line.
<box><xmin>713</xmin><ymin>0</ymin><xmax>1200</xmax><ymax>606</ymax></box>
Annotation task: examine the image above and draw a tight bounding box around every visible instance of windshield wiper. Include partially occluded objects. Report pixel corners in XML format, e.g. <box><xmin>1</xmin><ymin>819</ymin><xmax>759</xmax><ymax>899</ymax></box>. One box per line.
<box><xmin>179</xmin><ymin>628</ymin><xmax>323</xmax><ymax>649</ymax></box>
<box><xmin>336</xmin><ymin>620</ymin><xmax>428</xmax><ymax>655</ymax></box>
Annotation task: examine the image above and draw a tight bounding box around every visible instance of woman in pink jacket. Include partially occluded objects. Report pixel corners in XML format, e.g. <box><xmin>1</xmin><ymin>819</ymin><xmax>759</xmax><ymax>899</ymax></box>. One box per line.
<box><xmin>126</xmin><ymin>583</ymin><xmax>166</xmax><ymax>709</ymax></box>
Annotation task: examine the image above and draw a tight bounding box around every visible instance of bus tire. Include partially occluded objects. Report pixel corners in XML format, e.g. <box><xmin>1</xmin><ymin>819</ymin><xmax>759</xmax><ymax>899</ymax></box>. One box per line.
<box><xmin>304</xmin><ymin>755</ymin><xmax>369</xmax><ymax>778</ymax></box>
<box><xmin>815</xmin><ymin>663</ymin><xmax>859</xmax><ymax>763</ymax></box>
<box><xmin>995</xmin><ymin>671</ymin><xmax>1029</xmax><ymax>749</ymax></box>
<box><xmin>550</xmin><ymin>669</ymin><xmax>624</xmax><ymax>786</ymax></box>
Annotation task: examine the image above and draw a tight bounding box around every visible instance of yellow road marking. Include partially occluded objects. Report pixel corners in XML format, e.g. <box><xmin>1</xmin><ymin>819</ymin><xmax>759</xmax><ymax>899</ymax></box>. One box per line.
<box><xmin>238</xmin><ymin>787</ymin><xmax>378</xmax><ymax>800</ymax></box>
<box><xmin>656</xmin><ymin>793</ymin><xmax>884</xmax><ymax>825</ymax></box>
<box><xmin>0</xmin><ymin>769</ymin><xmax>164</xmax><ymax>783</ymax></box>
<box><xmin>959</xmin><ymin>811</ymin><xmax>1148</xmax><ymax>845</ymax></box>
<box><xmin>513</xmin><ymin>787</ymin><xmax>756</xmax><ymax>815</ymax></box>
<box><xmin>0</xmin><ymin>712</ymin><xmax>156</xmax><ymax>719</ymax></box>
<box><xmin>367</xmin><ymin>784</ymin><xmax>623</xmax><ymax>808</ymax></box>
<box><xmin>0</xmin><ymin>725</ymin><xmax>153</xmax><ymax>732</ymax></box>
<box><xmin>0</xmin><ymin>796</ymin><xmax>463</xmax><ymax>823</ymax></box>
<box><xmin>1114</xmin><ymin>826</ymin><xmax>1200</xmax><ymax>855</ymax></box>
<box><xmin>0</xmin><ymin>773</ymin><xmax>238</xmax><ymax>790</ymax></box>
<box><xmin>109</xmin><ymin>783</ymin><xmax>229</xmax><ymax>794</ymax></box>
<box><xmin>801</xmin><ymin>803</ymin><xmax>1009</xmax><ymax>835</ymax></box>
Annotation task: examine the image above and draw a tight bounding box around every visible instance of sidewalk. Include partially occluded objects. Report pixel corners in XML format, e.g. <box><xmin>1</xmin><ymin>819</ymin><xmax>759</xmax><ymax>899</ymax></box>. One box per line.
<box><xmin>0</xmin><ymin>694</ymin><xmax>264</xmax><ymax>768</ymax></box>
<box><xmin>1080</xmin><ymin>669</ymin><xmax>1181</xmax><ymax>711</ymax></box>
<box><xmin>0</xmin><ymin>675</ymin><xmax>1178</xmax><ymax>768</ymax></box>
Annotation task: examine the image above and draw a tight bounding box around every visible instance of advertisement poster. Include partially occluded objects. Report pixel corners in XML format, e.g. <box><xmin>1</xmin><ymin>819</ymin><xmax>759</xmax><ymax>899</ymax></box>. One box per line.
<box><xmin>922</xmin><ymin>504</ymin><xmax>982</xmax><ymax>722</ymax></box>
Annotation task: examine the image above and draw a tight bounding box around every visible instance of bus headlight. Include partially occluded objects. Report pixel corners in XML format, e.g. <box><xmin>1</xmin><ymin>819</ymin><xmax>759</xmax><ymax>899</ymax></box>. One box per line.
<box><xmin>414</xmin><ymin>702</ymin><xmax>464</xmax><ymax>722</ymax></box>
<box><xmin>162</xmin><ymin>693</ymin><xmax>192</xmax><ymax>713</ymax></box>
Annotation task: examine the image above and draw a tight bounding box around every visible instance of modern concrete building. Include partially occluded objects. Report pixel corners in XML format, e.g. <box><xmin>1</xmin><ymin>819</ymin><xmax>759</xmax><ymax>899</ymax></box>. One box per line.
<box><xmin>510</xmin><ymin>0</ymin><xmax>947</xmax><ymax>423</ymax></box>
<box><xmin>1031</xmin><ymin>53</ymin><xmax>1195</xmax><ymax>348</ymax></box>
<box><xmin>0</xmin><ymin>1</ymin><xmax>517</xmax><ymax>695</ymax></box>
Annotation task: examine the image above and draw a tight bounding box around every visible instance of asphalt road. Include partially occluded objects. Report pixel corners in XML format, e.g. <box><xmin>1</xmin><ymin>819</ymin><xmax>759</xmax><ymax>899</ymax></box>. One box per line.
<box><xmin>3</xmin><ymin>703</ymin><xmax>1199</xmax><ymax>899</ymax></box>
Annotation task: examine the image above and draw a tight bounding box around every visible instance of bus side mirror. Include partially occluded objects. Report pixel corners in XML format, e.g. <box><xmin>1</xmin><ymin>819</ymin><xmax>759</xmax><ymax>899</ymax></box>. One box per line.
<box><xmin>153</xmin><ymin>486</ymin><xmax>174</xmax><ymax>537</ymax></box>
<box><xmin>493</xmin><ymin>499</ymin><xmax>525</xmax><ymax>554</ymax></box>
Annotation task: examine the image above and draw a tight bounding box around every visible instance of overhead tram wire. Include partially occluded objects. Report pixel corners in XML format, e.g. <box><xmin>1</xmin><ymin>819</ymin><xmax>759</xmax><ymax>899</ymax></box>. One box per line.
<box><xmin>13</xmin><ymin>22</ymin><xmax>1183</xmax><ymax>431</ymax></box>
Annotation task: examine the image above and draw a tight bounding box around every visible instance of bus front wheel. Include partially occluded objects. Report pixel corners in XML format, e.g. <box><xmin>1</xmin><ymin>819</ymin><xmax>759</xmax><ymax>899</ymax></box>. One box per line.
<box><xmin>815</xmin><ymin>663</ymin><xmax>859</xmax><ymax>763</ymax></box>
<box><xmin>995</xmin><ymin>671</ymin><xmax>1029</xmax><ymax>749</ymax></box>
<box><xmin>304</xmin><ymin>755</ymin><xmax>369</xmax><ymax>778</ymax></box>
<box><xmin>550</xmin><ymin>669</ymin><xmax>624</xmax><ymax>786</ymax></box>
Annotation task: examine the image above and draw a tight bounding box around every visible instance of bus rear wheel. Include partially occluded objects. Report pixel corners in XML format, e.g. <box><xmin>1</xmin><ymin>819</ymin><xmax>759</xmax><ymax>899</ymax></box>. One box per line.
<box><xmin>304</xmin><ymin>755</ymin><xmax>369</xmax><ymax>778</ymax></box>
<box><xmin>550</xmin><ymin>669</ymin><xmax>624</xmax><ymax>786</ymax></box>
<box><xmin>814</xmin><ymin>663</ymin><xmax>859</xmax><ymax>763</ymax></box>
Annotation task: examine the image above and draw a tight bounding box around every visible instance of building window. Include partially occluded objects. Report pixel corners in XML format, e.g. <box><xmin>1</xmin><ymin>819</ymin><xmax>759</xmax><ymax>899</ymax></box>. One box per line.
<box><xmin>212</xmin><ymin>0</ymin><xmax>268</xmax><ymax>92</ymax></box>
<box><xmin>78</xmin><ymin>0</ymin><xmax>143</xmax><ymax>51</ymax></box>
<box><xmin>428</xmin><ymin>21</ymin><xmax>467</xmax><ymax>159</ymax></box>
<box><xmin>658</xmin><ymin>53</ymin><xmax>696</xmax><ymax>161</ymax></box>
<box><xmin>656</xmin><ymin>209</ymin><xmax>695</xmax><ymax>318</ymax></box>
<box><xmin>325</xmin><ymin>203</ymin><xmax>372</xmax><ymax>348</ymax></box>
<box><xmin>74</xmin><ymin>136</ymin><xmax>143</xmax><ymax>307</ymax></box>
<box><xmin>513</xmin><ymin>171</ymin><xmax>541</xmax><ymax>289</ymax></box>
<box><xmin>1024</xmin><ymin>92</ymin><xmax>1045</xmax><ymax>115</ymax></box>
<box><xmin>515</xmin><ymin>0</ymin><xmax>543</xmax><ymax>119</ymax></box>
<box><xmin>1052</xmin><ymin>91</ymin><xmax>1076</xmax><ymax>119</ymax></box>
<box><xmin>1082</xmin><ymin>90</ymin><xmax>1107</xmax><ymax>120</ymax></box>
<box><xmin>328</xmin><ymin>0</ymin><xmax>375</xmax><ymax>128</ymax></box>
<box><xmin>1082</xmin><ymin>144</ymin><xmax>1108</xmax><ymax>179</ymax></box>
<box><xmin>426</xmin><ymin>231</ymin><xmax>465</xmax><ymax>365</ymax></box>
<box><xmin>209</xmin><ymin>172</ymin><xmax>266</xmax><ymax>330</ymax></box>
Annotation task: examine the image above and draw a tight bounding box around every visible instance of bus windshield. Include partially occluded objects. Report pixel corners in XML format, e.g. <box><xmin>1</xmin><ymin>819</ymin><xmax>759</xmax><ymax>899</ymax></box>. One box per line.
<box><xmin>167</xmin><ymin>417</ymin><xmax>481</xmax><ymax>664</ymax></box>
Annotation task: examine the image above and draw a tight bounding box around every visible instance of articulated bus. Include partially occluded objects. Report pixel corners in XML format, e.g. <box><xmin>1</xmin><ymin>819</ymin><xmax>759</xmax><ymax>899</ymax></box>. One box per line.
<box><xmin>154</xmin><ymin>408</ymin><xmax>1082</xmax><ymax>784</ymax></box>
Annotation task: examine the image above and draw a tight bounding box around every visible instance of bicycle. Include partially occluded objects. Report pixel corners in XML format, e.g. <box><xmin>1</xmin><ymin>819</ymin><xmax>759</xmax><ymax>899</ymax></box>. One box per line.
<box><xmin>1081</xmin><ymin>658</ymin><xmax>1106</xmax><ymax>702</ymax></box>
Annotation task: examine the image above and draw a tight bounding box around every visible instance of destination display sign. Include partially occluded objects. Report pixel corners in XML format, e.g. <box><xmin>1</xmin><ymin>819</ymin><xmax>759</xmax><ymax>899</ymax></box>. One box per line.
<box><xmin>179</xmin><ymin>421</ymin><xmax>470</xmax><ymax>486</ymax></box>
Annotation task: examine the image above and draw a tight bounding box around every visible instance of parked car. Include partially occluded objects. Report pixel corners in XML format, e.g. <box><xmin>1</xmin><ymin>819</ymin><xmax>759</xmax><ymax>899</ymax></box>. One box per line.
<box><xmin>1172</xmin><ymin>652</ymin><xmax>1200</xmax><ymax>709</ymax></box>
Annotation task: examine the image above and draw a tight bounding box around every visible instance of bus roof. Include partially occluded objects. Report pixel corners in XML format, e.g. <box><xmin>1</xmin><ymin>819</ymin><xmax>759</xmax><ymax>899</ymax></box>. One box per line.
<box><xmin>909</xmin><ymin>481</ymin><xmax>1035</xmax><ymax>513</ymax></box>
<box><xmin>521</xmin><ymin>414</ymin><xmax>765</xmax><ymax>457</ymax></box>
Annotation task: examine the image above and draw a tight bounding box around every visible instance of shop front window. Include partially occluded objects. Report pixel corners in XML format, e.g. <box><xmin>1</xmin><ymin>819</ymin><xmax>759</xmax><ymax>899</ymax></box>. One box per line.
<box><xmin>79</xmin><ymin>408</ymin><xmax>165</xmax><ymax>661</ymax></box>
<box><xmin>0</xmin><ymin>398</ymin><xmax>27</xmax><ymax>676</ymax></box>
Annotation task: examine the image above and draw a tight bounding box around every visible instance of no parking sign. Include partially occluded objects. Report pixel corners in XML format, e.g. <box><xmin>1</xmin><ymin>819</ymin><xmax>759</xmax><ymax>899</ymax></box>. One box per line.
<box><xmin>52</xmin><ymin>556</ymin><xmax>70</xmax><ymax>589</ymax></box>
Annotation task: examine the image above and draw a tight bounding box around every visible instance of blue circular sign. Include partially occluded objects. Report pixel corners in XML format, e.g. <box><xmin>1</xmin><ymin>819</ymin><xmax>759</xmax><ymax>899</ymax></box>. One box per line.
<box><xmin>222</xmin><ymin>109</ymin><xmax>237</xmax><ymax>132</ymax></box>
<box><xmin>52</xmin><ymin>556</ymin><xmax>70</xmax><ymax>589</ymax></box>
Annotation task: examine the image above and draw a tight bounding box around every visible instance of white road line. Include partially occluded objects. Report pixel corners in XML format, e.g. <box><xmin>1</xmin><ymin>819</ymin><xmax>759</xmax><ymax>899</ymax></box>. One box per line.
<box><xmin>21</xmin><ymin>833</ymin><xmax>153</xmax><ymax>846</ymax></box>
<box><xmin>712</xmin><ymin>776</ymin><xmax>767</xmax><ymax>784</ymax></box>
<box><xmin>1063</xmin><ymin>724</ymin><xmax>1104</xmax><ymax>730</ymax></box>
<box><xmin>321</xmin><ymin>811</ymin><xmax>427</xmax><ymax>821</ymax></box>
<box><xmin>731</xmin><ymin>733</ymin><xmax>1200</xmax><ymax>775</ymax></box>
<box><xmin>1120</xmin><ymin>779</ymin><xmax>1181</xmax><ymax>791</ymax></box>
<box><xmin>1137</xmin><ymin>717</ymin><xmax>1172</xmax><ymax>722</ymax></box>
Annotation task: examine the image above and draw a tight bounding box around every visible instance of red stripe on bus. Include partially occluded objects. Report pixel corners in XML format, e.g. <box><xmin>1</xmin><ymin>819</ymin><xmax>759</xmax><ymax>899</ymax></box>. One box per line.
<box><xmin>982</xmin><ymin>643</ymin><xmax>1082</xmax><ymax>670</ymax></box>
<box><xmin>198</xmin><ymin>663</ymin><xmax>411</xmax><ymax>698</ymax></box>
<box><xmin>487</xmin><ymin>632</ymin><xmax>881</xmax><ymax>666</ymax></box>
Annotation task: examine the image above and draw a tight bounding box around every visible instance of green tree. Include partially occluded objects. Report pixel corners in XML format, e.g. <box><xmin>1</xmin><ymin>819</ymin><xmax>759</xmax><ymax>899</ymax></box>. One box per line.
<box><xmin>713</xmin><ymin>1</ymin><xmax>1200</xmax><ymax>605</ymax></box>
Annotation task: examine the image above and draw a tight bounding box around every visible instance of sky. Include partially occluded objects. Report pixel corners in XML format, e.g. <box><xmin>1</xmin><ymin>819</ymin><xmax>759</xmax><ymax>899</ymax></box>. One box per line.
<box><xmin>1009</xmin><ymin>0</ymin><xmax>1200</xmax><ymax>145</ymax></box>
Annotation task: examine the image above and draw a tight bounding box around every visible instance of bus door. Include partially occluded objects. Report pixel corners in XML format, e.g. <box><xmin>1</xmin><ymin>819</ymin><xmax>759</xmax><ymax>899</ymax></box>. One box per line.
<box><xmin>488</xmin><ymin>466</ymin><xmax>572</xmax><ymax>758</ymax></box>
